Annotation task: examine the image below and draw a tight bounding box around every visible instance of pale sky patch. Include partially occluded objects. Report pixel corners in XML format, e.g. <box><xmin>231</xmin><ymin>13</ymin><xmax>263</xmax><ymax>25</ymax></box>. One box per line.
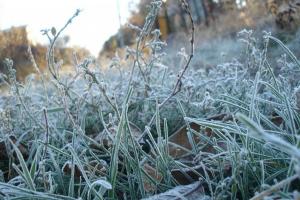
<box><xmin>0</xmin><ymin>0</ymin><xmax>139</xmax><ymax>55</ymax></box>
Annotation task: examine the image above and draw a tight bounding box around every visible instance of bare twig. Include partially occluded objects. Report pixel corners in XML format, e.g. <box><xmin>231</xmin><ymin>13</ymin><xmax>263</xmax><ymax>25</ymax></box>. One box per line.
<box><xmin>161</xmin><ymin>0</ymin><xmax>195</xmax><ymax>103</ymax></box>
<box><xmin>81</xmin><ymin>60</ymin><xmax>121</xmax><ymax>119</ymax></box>
<box><xmin>41</xmin><ymin>9</ymin><xmax>82</xmax><ymax>105</ymax></box>
<box><xmin>44</xmin><ymin>9</ymin><xmax>81</xmax><ymax>80</ymax></box>
<box><xmin>138</xmin><ymin>0</ymin><xmax>195</xmax><ymax>142</ymax></box>
<box><xmin>134</xmin><ymin>1</ymin><xmax>162</xmax><ymax>92</ymax></box>
<box><xmin>43</xmin><ymin>10</ymin><xmax>122</xmax><ymax>119</ymax></box>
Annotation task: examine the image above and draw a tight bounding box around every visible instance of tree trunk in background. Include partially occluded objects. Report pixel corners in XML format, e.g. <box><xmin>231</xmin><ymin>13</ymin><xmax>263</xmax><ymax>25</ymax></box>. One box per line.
<box><xmin>189</xmin><ymin>0</ymin><xmax>206</xmax><ymax>24</ymax></box>
<box><xmin>202</xmin><ymin>0</ymin><xmax>216</xmax><ymax>26</ymax></box>
<box><xmin>219</xmin><ymin>0</ymin><xmax>237</xmax><ymax>12</ymax></box>
<box><xmin>158</xmin><ymin>3</ymin><xmax>170</xmax><ymax>40</ymax></box>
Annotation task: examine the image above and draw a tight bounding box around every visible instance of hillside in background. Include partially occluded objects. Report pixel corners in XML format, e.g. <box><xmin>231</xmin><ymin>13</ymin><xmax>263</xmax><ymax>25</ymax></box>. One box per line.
<box><xmin>0</xmin><ymin>26</ymin><xmax>91</xmax><ymax>81</ymax></box>
<box><xmin>100</xmin><ymin>0</ymin><xmax>300</xmax><ymax>60</ymax></box>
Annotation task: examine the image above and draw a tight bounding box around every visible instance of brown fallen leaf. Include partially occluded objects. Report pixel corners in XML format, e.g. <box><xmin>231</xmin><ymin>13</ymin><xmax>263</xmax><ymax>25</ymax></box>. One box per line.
<box><xmin>168</xmin><ymin>122</ymin><xmax>201</xmax><ymax>158</ymax></box>
<box><xmin>0</xmin><ymin>135</ymin><xmax>28</xmax><ymax>160</ymax></box>
<box><xmin>94</xmin><ymin>122</ymin><xmax>142</xmax><ymax>148</ymax></box>
<box><xmin>62</xmin><ymin>162</ymin><xmax>83</xmax><ymax>178</ymax></box>
<box><xmin>168</xmin><ymin>124</ymin><xmax>215</xmax><ymax>158</ymax></box>
<box><xmin>171</xmin><ymin>162</ymin><xmax>231</xmax><ymax>185</ymax></box>
<box><xmin>0</xmin><ymin>135</ymin><xmax>29</xmax><ymax>181</ymax></box>
<box><xmin>171</xmin><ymin>166</ymin><xmax>202</xmax><ymax>185</ymax></box>
<box><xmin>271</xmin><ymin>112</ymin><xmax>284</xmax><ymax>126</ymax></box>
<box><xmin>62</xmin><ymin>160</ymin><xmax>107</xmax><ymax>178</ymax></box>
<box><xmin>168</xmin><ymin>113</ymin><xmax>233</xmax><ymax>158</ymax></box>
<box><xmin>143</xmin><ymin>163</ymin><xmax>163</xmax><ymax>192</ymax></box>
<box><xmin>206</xmin><ymin>113</ymin><xmax>233</xmax><ymax>121</ymax></box>
<box><xmin>167</xmin><ymin>114</ymin><xmax>231</xmax><ymax>185</ymax></box>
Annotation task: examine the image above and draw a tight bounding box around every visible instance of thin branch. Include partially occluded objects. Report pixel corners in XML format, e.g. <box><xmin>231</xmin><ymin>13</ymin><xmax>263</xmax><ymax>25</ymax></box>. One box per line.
<box><xmin>138</xmin><ymin>0</ymin><xmax>195</xmax><ymax>142</ymax></box>
<box><xmin>45</xmin><ymin>9</ymin><xmax>81</xmax><ymax>80</ymax></box>
<box><xmin>82</xmin><ymin>62</ymin><xmax>121</xmax><ymax>119</ymax></box>
<box><xmin>161</xmin><ymin>0</ymin><xmax>194</xmax><ymax>105</ymax></box>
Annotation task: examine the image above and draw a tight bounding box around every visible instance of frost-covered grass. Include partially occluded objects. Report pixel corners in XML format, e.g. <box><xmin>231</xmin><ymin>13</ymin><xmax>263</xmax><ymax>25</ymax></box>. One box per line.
<box><xmin>0</xmin><ymin>1</ymin><xmax>300</xmax><ymax>199</ymax></box>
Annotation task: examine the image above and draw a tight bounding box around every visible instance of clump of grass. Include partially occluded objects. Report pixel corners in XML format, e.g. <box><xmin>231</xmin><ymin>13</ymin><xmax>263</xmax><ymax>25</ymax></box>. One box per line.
<box><xmin>0</xmin><ymin>0</ymin><xmax>299</xmax><ymax>199</ymax></box>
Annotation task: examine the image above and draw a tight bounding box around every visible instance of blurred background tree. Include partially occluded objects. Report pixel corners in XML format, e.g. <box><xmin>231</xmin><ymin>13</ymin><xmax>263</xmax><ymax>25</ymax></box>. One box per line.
<box><xmin>0</xmin><ymin>26</ymin><xmax>90</xmax><ymax>81</ymax></box>
<box><xmin>99</xmin><ymin>0</ymin><xmax>300</xmax><ymax>57</ymax></box>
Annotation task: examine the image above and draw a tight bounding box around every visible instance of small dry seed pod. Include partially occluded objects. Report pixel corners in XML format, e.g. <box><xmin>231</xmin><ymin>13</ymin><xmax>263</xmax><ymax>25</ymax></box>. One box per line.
<box><xmin>51</xmin><ymin>27</ymin><xmax>56</xmax><ymax>37</ymax></box>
